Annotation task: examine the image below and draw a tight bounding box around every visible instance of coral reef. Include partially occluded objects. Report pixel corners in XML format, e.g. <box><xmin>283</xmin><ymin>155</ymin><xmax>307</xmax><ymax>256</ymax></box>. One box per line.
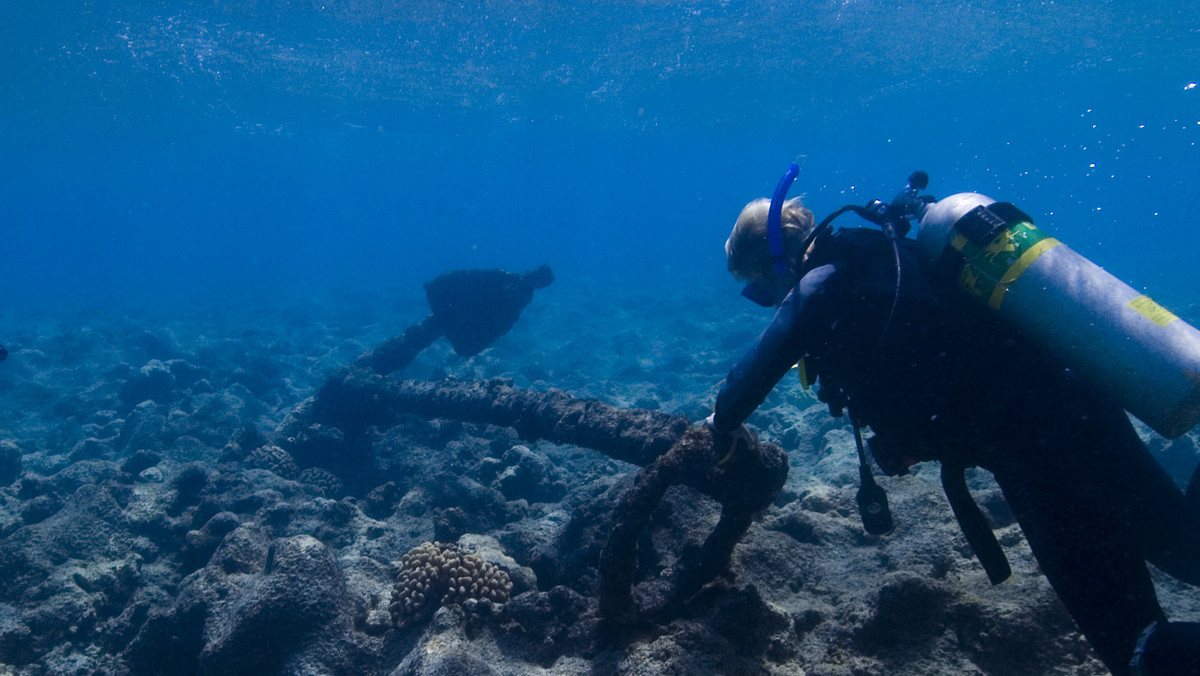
<box><xmin>244</xmin><ymin>444</ymin><xmax>300</xmax><ymax>480</ymax></box>
<box><xmin>389</xmin><ymin>541</ymin><xmax>513</xmax><ymax>628</ymax></box>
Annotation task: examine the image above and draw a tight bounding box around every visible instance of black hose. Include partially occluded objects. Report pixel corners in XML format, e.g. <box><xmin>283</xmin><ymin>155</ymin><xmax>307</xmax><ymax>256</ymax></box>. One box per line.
<box><xmin>879</xmin><ymin>224</ymin><xmax>904</xmax><ymax>345</ymax></box>
<box><xmin>805</xmin><ymin>203</ymin><xmax>905</xmax><ymax>345</ymax></box>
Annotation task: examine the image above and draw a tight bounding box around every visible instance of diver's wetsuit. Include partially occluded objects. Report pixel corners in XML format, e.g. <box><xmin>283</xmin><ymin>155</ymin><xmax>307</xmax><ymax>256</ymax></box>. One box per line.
<box><xmin>711</xmin><ymin>228</ymin><xmax>1200</xmax><ymax>675</ymax></box>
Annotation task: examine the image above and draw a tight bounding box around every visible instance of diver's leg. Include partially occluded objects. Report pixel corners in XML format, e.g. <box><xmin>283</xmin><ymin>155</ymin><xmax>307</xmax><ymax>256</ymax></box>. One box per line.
<box><xmin>987</xmin><ymin>376</ymin><xmax>1200</xmax><ymax>673</ymax></box>
<box><xmin>1084</xmin><ymin>406</ymin><xmax>1200</xmax><ymax>584</ymax></box>
<box><xmin>994</xmin><ymin>465</ymin><xmax>1165</xmax><ymax>676</ymax></box>
<box><xmin>1025</xmin><ymin>383</ymin><xmax>1200</xmax><ymax>583</ymax></box>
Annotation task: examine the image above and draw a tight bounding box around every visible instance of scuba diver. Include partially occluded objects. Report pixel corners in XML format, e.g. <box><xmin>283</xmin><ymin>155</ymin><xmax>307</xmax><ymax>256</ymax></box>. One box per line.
<box><xmin>705</xmin><ymin>165</ymin><xmax>1200</xmax><ymax>675</ymax></box>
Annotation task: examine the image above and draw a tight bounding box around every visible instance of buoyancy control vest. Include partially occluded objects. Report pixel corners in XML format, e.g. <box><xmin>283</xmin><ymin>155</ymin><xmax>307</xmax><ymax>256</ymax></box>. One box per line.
<box><xmin>798</xmin><ymin>226</ymin><xmax>1037</xmax><ymax>583</ymax></box>
<box><xmin>800</xmin><ymin>228</ymin><xmax>1041</xmax><ymax>466</ymax></box>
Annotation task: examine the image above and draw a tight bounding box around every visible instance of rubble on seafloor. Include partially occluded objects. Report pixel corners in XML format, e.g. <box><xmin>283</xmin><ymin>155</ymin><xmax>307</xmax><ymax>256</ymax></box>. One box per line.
<box><xmin>1</xmin><ymin>290</ymin><xmax>1191</xmax><ymax>674</ymax></box>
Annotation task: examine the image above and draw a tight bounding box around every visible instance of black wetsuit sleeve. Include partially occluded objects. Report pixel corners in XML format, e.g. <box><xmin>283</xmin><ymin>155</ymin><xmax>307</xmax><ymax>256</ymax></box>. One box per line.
<box><xmin>711</xmin><ymin>264</ymin><xmax>838</xmax><ymax>433</ymax></box>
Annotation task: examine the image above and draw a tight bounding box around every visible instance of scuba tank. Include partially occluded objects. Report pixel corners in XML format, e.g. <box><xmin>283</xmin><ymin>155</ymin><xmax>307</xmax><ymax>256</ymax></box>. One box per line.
<box><xmin>916</xmin><ymin>192</ymin><xmax>1200</xmax><ymax>439</ymax></box>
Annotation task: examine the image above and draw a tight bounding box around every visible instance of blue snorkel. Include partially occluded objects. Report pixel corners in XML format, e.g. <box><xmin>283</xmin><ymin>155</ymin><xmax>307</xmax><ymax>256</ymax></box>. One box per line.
<box><xmin>742</xmin><ymin>162</ymin><xmax>800</xmax><ymax>307</ymax></box>
<box><xmin>767</xmin><ymin>162</ymin><xmax>799</xmax><ymax>275</ymax></box>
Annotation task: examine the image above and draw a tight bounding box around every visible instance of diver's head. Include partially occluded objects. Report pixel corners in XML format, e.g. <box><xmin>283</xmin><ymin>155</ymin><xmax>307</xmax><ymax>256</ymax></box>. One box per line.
<box><xmin>725</xmin><ymin>196</ymin><xmax>815</xmax><ymax>306</ymax></box>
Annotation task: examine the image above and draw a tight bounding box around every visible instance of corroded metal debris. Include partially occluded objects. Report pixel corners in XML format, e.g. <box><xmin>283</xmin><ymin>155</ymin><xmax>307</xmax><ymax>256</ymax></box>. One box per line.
<box><xmin>356</xmin><ymin>265</ymin><xmax>554</xmax><ymax>375</ymax></box>
<box><xmin>307</xmin><ymin>367</ymin><xmax>788</xmax><ymax>621</ymax></box>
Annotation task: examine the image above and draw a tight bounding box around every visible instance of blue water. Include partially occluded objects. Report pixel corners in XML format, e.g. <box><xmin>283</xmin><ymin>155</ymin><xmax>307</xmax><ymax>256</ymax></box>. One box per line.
<box><xmin>2</xmin><ymin>0</ymin><xmax>1199</xmax><ymax>315</ymax></box>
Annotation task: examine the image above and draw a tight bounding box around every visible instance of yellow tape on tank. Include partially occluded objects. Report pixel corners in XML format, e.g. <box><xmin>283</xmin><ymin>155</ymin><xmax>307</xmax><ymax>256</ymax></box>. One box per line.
<box><xmin>1128</xmin><ymin>295</ymin><xmax>1179</xmax><ymax>327</ymax></box>
<box><xmin>987</xmin><ymin>237</ymin><xmax>1062</xmax><ymax>310</ymax></box>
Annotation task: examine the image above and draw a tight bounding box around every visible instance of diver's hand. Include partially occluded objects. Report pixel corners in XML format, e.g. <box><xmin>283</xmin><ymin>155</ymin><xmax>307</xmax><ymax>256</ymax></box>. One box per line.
<box><xmin>702</xmin><ymin>414</ymin><xmax>759</xmax><ymax>461</ymax></box>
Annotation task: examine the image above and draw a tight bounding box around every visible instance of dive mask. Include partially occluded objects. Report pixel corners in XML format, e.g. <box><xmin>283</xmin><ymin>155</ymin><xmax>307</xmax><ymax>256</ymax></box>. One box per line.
<box><xmin>741</xmin><ymin>273</ymin><xmax>793</xmax><ymax>307</ymax></box>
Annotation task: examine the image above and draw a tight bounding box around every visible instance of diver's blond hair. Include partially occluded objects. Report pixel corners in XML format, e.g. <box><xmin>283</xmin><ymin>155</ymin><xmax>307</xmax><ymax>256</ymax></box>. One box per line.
<box><xmin>725</xmin><ymin>197</ymin><xmax>815</xmax><ymax>281</ymax></box>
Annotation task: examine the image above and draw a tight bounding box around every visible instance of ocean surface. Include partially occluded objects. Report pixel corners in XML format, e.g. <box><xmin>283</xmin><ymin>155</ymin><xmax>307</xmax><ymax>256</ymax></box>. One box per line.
<box><xmin>3</xmin><ymin>0</ymin><xmax>1199</xmax><ymax>314</ymax></box>
<box><xmin>1</xmin><ymin>2</ymin><xmax>1199</xmax><ymax>674</ymax></box>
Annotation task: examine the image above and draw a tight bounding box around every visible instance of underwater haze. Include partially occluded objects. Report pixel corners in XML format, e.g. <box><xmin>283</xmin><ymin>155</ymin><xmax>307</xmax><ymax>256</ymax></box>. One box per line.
<box><xmin>3</xmin><ymin>0</ymin><xmax>1199</xmax><ymax>313</ymax></box>
<box><xmin>4</xmin><ymin>2</ymin><xmax>1200</xmax><ymax>675</ymax></box>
